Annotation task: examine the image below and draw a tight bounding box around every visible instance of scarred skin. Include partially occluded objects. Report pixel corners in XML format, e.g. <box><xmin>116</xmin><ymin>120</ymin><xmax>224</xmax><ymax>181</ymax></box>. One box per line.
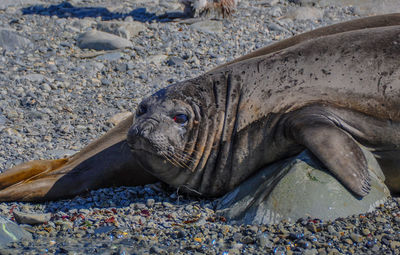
<box><xmin>1</xmin><ymin>14</ymin><xmax>400</xmax><ymax>201</ymax></box>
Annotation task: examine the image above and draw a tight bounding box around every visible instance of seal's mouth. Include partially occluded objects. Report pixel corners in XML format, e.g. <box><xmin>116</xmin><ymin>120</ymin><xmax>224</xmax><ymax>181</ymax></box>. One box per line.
<box><xmin>127</xmin><ymin>127</ymin><xmax>151</xmax><ymax>152</ymax></box>
<box><xmin>127</xmin><ymin>134</ymin><xmax>161</xmax><ymax>156</ymax></box>
<box><xmin>129</xmin><ymin>143</ymin><xmax>184</xmax><ymax>181</ymax></box>
<box><xmin>127</xmin><ymin>134</ymin><xmax>163</xmax><ymax>156</ymax></box>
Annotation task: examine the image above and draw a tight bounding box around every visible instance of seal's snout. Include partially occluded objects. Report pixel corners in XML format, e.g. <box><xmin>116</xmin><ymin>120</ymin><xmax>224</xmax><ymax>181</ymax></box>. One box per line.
<box><xmin>127</xmin><ymin>119</ymin><xmax>159</xmax><ymax>152</ymax></box>
<box><xmin>138</xmin><ymin>122</ymin><xmax>154</xmax><ymax>137</ymax></box>
<box><xmin>128</xmin><ymin>120</ymin><xmax>155</xmax><ymax>138</ymax></box>
<box><xmin>127</xmin><ymin>126</ymin><xmax>149</xmax><ymax>152</ymax></box>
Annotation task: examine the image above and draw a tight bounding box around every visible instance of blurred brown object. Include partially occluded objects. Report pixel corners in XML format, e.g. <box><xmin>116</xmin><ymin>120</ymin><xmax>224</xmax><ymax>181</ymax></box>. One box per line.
<box><xmin>181</xmin><ymin>0</ymin><xmax>239</xmax><ymax>18</ymax></box>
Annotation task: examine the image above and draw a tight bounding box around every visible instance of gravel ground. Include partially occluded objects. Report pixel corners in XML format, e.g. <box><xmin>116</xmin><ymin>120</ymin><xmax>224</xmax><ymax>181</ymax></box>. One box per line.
<box><xmin>0</xmin><ymin>0</ymin><xmax>399</xmax><ymax>254</ymax></box>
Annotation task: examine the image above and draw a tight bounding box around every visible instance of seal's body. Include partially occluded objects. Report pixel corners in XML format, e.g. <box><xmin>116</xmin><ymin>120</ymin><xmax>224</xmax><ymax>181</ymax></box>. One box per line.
<box><xmin>1</xmin><ymin>14</ymin><xmax>400</xmax><ymax>201</ymax></box>
<box><xmin>128</xmin><ymin>25</ymin><xmax>400</xmax><ymax>197</ymax></box>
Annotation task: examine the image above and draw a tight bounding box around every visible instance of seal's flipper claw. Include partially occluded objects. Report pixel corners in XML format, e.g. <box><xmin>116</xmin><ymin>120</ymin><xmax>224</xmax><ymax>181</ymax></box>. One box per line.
<box><xmin>286</xmin><ymin>111</ymin><xmax>370</xmax><ymax>197</ymax></box>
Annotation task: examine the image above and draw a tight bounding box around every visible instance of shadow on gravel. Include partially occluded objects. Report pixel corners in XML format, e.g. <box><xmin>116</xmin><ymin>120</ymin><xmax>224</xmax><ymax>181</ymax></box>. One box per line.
<box><xmin>21</xmin><ymin>1</ymin><xmax>188</xmax><ymax>23</ymax></box>
<box><xmin>43</xmin><ymin>187</ymin><xmax>199</xmax><ymax>214</ymax></box>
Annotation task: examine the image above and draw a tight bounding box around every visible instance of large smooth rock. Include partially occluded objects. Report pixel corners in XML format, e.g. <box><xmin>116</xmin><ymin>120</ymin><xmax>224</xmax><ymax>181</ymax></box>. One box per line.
<box><xmin>0</xmin><ymin>29</ymin><xmax>33</xmax><ymax>51</ymax></box>
<box><xmin>0</xmin><ymin>216</ymin><xmax>31</xmax><ymax>247</ymax></box>
<box><xmin>13</xmin><ymin>211</ymin><xmax>51</xmax><ymax>225</ymax></box>
<box><xmin>77</xmin><ymin>30</ymin><xmax>133</xmax><ymax>51</ymax></box>
<box><xmin>97</xmin><ymin>21</ymin><xmax>146</xmax><ymax>39</ymax></box>
<box><xmin>190</xmin><ymin>20</ymin><xmax>223</xmax><ymax>34</ymax></box>
<box><xmin>216</xmin><ymin>148</ymin><xmax>390</xmax><ymax>225</ymax></box>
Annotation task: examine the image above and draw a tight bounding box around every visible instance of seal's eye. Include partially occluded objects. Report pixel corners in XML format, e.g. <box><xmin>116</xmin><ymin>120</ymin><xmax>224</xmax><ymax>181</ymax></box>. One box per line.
<box><xmin>137</xmin><ymin>104</ymin><xmax>147</xmax><ymax>116</ymax></box>
<box><xmin>173</xmin><ymin>114</ymin><xmax>188</xmax><ymax>125</ymax></box>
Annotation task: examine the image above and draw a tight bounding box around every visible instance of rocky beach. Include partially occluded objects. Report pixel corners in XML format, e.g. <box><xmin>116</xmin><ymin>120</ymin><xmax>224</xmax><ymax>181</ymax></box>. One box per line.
<box><xmin>1</xmin><ymin>0</ymin><xmax>400</xmax><ymax>254</ymax></box>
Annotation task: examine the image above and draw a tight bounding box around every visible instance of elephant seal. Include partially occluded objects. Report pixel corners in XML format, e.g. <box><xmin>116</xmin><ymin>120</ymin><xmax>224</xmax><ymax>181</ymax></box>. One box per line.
<box><xmin>127</xmin><ymin>24</ymin><xmax>400</xmax><ymax>198</ymax></box>
<box><xmin>1</xmin><ymin>14</ymin><xmax>400</xmax><ymax>201</ymax></box>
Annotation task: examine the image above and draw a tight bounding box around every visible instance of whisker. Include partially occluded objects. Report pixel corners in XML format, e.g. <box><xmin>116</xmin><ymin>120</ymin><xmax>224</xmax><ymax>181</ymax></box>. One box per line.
<box><xmin>177</xmin><ymin>185</ymin><xmax>203</xmax><ymax>196</ymax></box>
<box><xmin>163</xmin><ymin>148</ymin><xmax>196</xmax><ymax>171</ymax></box>
<box><xmin>171</xmin><ymin>155</ymin><xmax>191</xmax><ymax>170</ymax></box>
<box><xmin>160</xmin><ymin>152</ymin><xmax>177</xmax><ymax>168</ymax></box>
<box><xmin>166</xmin><ymin>153</ymin><xmax>186</xmax><ymax>169</ymax></box>
<box><xmin>173</xmin><ymin>151</ymin><xmax>197</xmax><ymax>164</ymax></box>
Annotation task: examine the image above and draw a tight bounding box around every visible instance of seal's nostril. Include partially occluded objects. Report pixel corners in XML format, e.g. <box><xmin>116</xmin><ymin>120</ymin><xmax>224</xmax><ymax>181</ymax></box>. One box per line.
<box><xmin>128</xmin><ymin>126</ymin><xmax>139</xmax><ymax>137</ymax></box>
<box><xmin>128</xmin><ymin>121</ymin><xmax>155</xmax><ymax>144</ymax></box>
<box><xmin>140</xmin><ymin>123</ymin><xmax>153</xmax><ymax>137</ymax></box>
<box><xmin>127</xmin><ymin>126</ymin><xmax>140</xmax><ymax>147</ymax></box>
<box><xmin>134</xmin><ymin>127</ymin><xmax>140</xmax><ymax>136</ymax></box>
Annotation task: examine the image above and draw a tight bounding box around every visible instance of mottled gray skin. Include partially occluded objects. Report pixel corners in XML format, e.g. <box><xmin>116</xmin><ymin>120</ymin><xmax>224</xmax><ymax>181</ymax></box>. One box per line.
<box><xmin>128</xmin><ymin>25</ymin><xmax>400</xmax><ymax>198</ymax></box>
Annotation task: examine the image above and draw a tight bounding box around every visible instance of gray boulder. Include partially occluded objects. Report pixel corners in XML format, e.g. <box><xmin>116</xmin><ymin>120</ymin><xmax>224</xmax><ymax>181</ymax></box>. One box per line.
<box><xmin>97</xmin><ymin>21</ymin><xmax>146</xmax><ymax>39</ymax></box>
<box><xmin>13</xmin><ymin>211</ymin><xmax>51</xmax><ymax>225</ymax></box>
<box><xmin>190</xmin><ymin>20</ymin><xmax>223</xmax><ymax>34</ymax></box>
<box><xmin>0</xmin><ymin>216</ymin><xmax>31</xmax><ymax>247</ymax></box>
<box><xmin>216</xmin><ymin>148</ymin><xmax>390</xmax><ymax>225</ymax></box>
<box><xmin>77</xmin><ymin>30</ymin><xmax>133</xmax><ymax>51</ymax></box>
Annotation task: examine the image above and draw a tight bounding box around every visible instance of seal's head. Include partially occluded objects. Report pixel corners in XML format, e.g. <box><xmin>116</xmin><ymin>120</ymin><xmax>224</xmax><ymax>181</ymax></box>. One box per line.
<box><xmin>127</xmin><ymin>73</ymin><xmax>236</xmax><ymax>197</ymax></box>
<box><xmin>127</xmin><ymin>81</ymin><xmax>210</xmax><ymax>190</ymax></box>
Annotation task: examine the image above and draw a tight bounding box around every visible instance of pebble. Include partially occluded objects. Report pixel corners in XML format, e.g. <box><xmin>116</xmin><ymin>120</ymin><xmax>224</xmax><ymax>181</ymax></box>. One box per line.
<box><xmin>167</xmin><ymin>56</ymin><xmax>185</xmax><ymax>66</ymax></box>
<box><xmin>0</xmin><ymin>0</ymin><xmax>397</xmax><ymax>254</ymax></box>
<box><xmin>147</xmin><ymin>54</ymin><xmax>168</xmax><ymax>65</ymax></box>
<box><xmin>146</xmin><ymin>199</ymin><xmax>155</xmax><ymax>208</ymax></box>
<box><xmin>95</xmin><ymin>52</ymin><xmax>124</xmax><ymax>62</ymax></box>
<box><xmin>361</xmin><ymin>228</ymin><xmax>370</xmax><ymax>236</ymax></box>
<box><xmin>162</xmin><ymin>202</ymin><xmax>173</xmax><ymax>208</ymax></box>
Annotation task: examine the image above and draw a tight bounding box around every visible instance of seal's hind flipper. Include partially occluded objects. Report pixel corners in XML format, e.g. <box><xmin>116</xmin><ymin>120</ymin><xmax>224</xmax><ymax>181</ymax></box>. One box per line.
<box><xmin>0</xmin><ymin>159</ymin><xmax>69</xmax><ymax>201</ymax></box>
<box><xmin>0</xmin><ymin>159</ymin><xmax>68</xmax><ymax>190</ymax></box>
<box><xmin>285</xmin><ymin>106</ymin><xmax>371</xmax><ymax>197</ymax></box>
<box><xmin>0</xmin><ymin>140</ymin><xmax>158</xmax><ymax>202</ymax></box>
<box><xmin>0</xmin><ymin>171</ymin><xmax>65</xmax><ymax>202</ymax></box>
<box><xmin>0</xmin><ymin>115</ymin><xmax>158</xmax><ymax>202</ymax></box>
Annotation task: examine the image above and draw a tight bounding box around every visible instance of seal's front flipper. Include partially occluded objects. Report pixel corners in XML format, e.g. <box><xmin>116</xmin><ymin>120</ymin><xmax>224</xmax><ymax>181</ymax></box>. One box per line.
<box><xmin>285</xmin><ymin>108</ymin><xmax>371</xmax><ymax>197</ymax></box>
